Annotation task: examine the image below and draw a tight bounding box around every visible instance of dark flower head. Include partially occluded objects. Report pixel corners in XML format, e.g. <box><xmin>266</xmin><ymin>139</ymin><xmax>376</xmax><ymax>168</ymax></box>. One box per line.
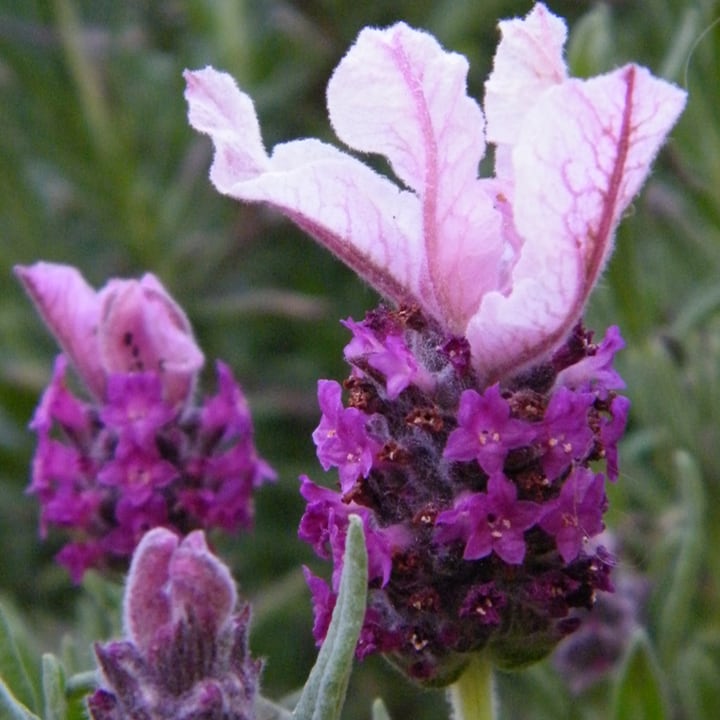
<box><xmin>299</xmin><ymin>306</ymin><xmax>627</xmax><ymax>685</ymax></box>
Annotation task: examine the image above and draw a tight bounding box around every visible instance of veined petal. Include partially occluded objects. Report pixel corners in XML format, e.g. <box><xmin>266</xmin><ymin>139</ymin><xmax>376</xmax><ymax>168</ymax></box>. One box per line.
<box><xmin>467</xmin><ymin>64</ymin><xmax>686</xmax><ymax>381</ymax></box>
<box><xmin>184</xmin><ymin>66</ymin><xmax>269</xmax><ymax>185</ymax></box>
<box><xmin>484</xmin><ymin>3</ymin><xmax>567</xmax><ymax>177</ymax></box>
<box><xmin>185</xmin><ymin>66</ymin><xmax>425</xmax><ymax>310</ymax></box>
<box><xmin>98</xmin><ymin>274</ymin><xmax>204</xmax><ymax>407</ymax></box>
<box><xmin>328</xmin><ymin>23</ymin><xmax>503</xmax><ymax>331</ymax></box>
<box><xmin>15</xmin><ymin>262</ymin><xmax>106</xmax><ymax>398</ymax></box>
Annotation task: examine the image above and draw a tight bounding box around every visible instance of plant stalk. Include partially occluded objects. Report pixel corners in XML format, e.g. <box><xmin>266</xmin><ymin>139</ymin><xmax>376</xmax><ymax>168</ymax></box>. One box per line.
<box><xmin>447</xmin><ymin>654</ymin><xmax>496</xmax><ymax>720</ymax></box>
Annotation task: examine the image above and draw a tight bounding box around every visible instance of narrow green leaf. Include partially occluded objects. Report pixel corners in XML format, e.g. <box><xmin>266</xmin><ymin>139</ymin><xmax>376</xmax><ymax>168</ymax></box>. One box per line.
<box><xmin>64</xmin><ymin>671</ymin><xmax>97</xmax><ymax>701</ymax></box>
<box><xmin>256</xmin><ymin>695</ymin><xmax>294</xmax><ymax>720</ymax></box>
<box><xmin>42</xmin><ymin>655</ymin><xmax>67</xmax><ymax>720</ymax></box>
<box><xmin>0</xmin><ymin>678</ymin><xmax>41</xmax><ymax>720</ymax></box>
<box><xmin>292</xmin><ymin>515</ymin><xmax>368</xmax><ymax>720</ymax></box>
<box><xmin>612</xmin><ymin>631</ymin><xmax>667</xmax><ymax>720</ymax></box>
<box><xmin>0</xmin><ymin>604</ymin><xmax>39</xmax><ymax>713</ymax></box>
<box><xmin>372</xmin><ymin>697</ymin><xmax>392</xmax><ymax>720</ymax></box>
<box><xmin>657</xmin><ymin>450</ymin><xmax>704</xmax><ymax>662</ymax></box>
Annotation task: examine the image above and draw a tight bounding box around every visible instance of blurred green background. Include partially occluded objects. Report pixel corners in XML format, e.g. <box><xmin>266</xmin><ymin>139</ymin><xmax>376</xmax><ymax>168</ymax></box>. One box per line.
<box><xmin>1</xmin><ymin>0</ymin><xmax>719</xmax><ymax>718</ymax></box>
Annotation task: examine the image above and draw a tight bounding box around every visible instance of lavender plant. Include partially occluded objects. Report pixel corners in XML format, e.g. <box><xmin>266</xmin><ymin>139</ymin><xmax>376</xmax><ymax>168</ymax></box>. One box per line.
<box><xmin>0</xmin><ymin>2</ymin><xmax>707</xmax><ymax>720</ymax></box>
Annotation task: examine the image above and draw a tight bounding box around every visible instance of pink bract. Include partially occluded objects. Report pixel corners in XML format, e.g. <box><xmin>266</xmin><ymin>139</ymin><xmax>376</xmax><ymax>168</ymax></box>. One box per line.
<box><xmin>16</xmin><ymin>262</ymin><xmax>204</xmax><ymax>406</ymax></box>
<box><xmin>185</xmin><ymin>3</ymin><xmax>685</xmax><ymax>382</ymax></box>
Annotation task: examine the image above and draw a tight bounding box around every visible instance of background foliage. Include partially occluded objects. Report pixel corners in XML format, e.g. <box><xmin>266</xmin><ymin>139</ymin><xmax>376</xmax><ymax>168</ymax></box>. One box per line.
<box><xmin>1</xmin><ymin>0</ymin><xmax>719</xmax><ymax>718</ymax></box>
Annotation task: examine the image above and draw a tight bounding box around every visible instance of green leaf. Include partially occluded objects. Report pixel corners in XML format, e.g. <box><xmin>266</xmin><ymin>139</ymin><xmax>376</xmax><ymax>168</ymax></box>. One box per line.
<box><xmin>0</xmin><ymin>604</ymin><xmax>39</xmax><ymax>713</ymax></box>
<box><xmin>0</xmin><ymin>677</ymin><xmax>41</xmax><ymax>720</ymax></box>
<box><xmin>656</xmin><ymin>450</ymin><xmax>705</xmax><ymax>662</ymax></box>
<box><xmin>63</xmin><ymin>670</ymin><xmax>96</xmax><ymax>720</ymax></box>
<box><xmin>372</xmin><ymin>697</ymin><xmax>392</xmax><ymax>720</ymax></box>
<box><xmin>612</xmin><ymin>631</ymin><xmax>667</xmax><ymax>720</ymax></box>
<box><xmin>292</xmin><ymin>515</ymin><xmax>368</xmax><ymax>720</ymax></box>
<box><xmin>256</xmin><ymin>696</ymin><xmax>293</xmax><ymax>720</ymax></box>
<box><xmin>41</xmin><ymin>655</ymin><xmax>67</xmax><ymax>720</ymax></box>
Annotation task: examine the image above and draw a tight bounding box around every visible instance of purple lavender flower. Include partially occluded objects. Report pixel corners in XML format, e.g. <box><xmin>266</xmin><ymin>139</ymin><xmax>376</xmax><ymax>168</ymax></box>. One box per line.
<box><xmin>87</xmin><ymin>528</ymin><xmax>260</xmax><ymax>720</ymax></box>
<box><xmin>185</xmin><ymin>1</ymin><xmax>681</xmax><ymax>687</ymax></box>
<box><xmin>298</xmin><ymin>308</ymin><xmax>626</xmax><ymax>683</ymax></box>
<box><xmin>17</xmin><ymin>262</ymin><xmax>275</xmax><ymax>582</ymax></box>
<box><xmin>539</xmin><ymin>467</ymin><xmax>607</xmax><ymax>563</ymax></box>
<box><xmin>312</xmin><ymin>380</ymin><xmax>381</xmax><ymax>494</ymax></box>
<box><xmin>444</xmin><ymin>385</ymin><xmax>536</xmax><ymax>475</ymax></box>
<box><xmin>436</xmin><ymin>474</ymin><xmax>541</xmax><ymax>564</ymax></box>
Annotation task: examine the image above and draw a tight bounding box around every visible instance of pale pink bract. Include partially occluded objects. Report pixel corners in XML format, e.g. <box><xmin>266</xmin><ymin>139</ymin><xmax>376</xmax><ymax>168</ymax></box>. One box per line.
<box><xmin>185</xmin><ymin>3</ymin><xmax>685</xmax><ymax>382</ymax></box>
<box><xmin>16</xmin><ymin>262</ymin><xmax>204</xmax><ymax>407</ymax></box>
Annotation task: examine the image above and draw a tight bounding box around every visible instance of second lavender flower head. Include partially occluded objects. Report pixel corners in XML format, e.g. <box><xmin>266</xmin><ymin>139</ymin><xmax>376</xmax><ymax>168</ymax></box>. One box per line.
<box><xmin>16</xmin><ymin>262</ymin><xmax>275</xmax><ymax>582</ymax></box>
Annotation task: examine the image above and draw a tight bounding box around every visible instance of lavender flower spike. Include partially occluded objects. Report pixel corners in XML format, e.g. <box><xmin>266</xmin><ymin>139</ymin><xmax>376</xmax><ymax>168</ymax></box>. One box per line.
<box><xmin>186</xmin><ymin>3</ymin><xmax>684</xmax><ymax>686</ymax></box>
<box><xmin>87</xmin><ymin>528</ymin><xmax>260</xmax><ymax>720</ymax></box>
<box><xmin>17</xmin><ymin>263</ymin><xmax>274</xmax><ymax>581</ymax></box>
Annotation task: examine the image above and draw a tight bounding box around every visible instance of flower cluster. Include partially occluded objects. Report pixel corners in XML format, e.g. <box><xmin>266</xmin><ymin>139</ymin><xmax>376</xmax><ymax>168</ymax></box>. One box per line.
<box><xmin>17</xmin><ymin>262</ymin><xmax>274</xmax><ymax>581</ymax></box>
<box><xmin>88</xmin><ymin>528</ymin><xmax>260</xmax><ymax>720</ymax></box>
<box><xmin>300</xmin><ymin>307</ymin><xmax>627</xmax><ymax>683</ymax></box>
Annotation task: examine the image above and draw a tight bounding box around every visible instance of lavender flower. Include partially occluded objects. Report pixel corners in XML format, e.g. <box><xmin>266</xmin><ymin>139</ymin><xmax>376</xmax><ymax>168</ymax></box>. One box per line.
<box><xmin>87</xmin><ymin>528</ymin><xmax>260</xmax><ymax>720</ymax></box>
<box><xmin>17</xmin><ymin>262</ymin><xmax>274</xmax><ymax>581</ymax></box>
<box><xmin>185</xmin><ymin>2</ymin><xmax>684</xmax><ymax>685</ymax></box>
<box><xmin>299</xmin><ymin>310</ymin><xmax>622</xmax><ymax>682</ymax></box>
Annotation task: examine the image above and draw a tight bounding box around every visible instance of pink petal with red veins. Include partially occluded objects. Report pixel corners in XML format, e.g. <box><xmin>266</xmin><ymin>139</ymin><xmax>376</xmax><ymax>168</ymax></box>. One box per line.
<box><xmin>99</xmin><ymin>274</ymin><xmax>204</xmax><ymax>407</ymax></box>
<box><xmin>15</xmin><ymin>262</ymin><xmax>106</xmax><ymax>399</ymax></box>
<box><xmin>185</xmin><ymin>66</ymin><xmax>424</xmax><ymax>310</ymax></box>
<box><xmin>467</xmin><ymin>64</ymin><xmax>686</xmax><ymax>382</ymax></box>
<box><xmin>484</xmin><ymin>3</ymin><xmax>567</xmax><ymax>178</ymax></box>
<box><xmin>328</xmin><ymin>23</ymin><xmax>503</xmax><ymax>332</ymax></box>
<box><xmin>184</xmin><ymin>66</ymin><xmax>269</xmax><ymax>185</ymax></box>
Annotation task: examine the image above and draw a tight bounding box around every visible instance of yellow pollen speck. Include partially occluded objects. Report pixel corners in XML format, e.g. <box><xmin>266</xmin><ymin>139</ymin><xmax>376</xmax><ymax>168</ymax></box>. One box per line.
<box><xmin>411</xmin><ymin>634</ymin><xmax>428</xmax><ymax>651</ymax></box>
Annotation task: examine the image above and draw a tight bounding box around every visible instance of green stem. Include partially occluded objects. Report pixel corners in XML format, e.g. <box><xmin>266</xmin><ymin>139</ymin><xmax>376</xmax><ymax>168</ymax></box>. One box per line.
<box><xmin>447</xmin><ymin>655</ymin><xmax>496</xmax><ymax>720</ymax></box>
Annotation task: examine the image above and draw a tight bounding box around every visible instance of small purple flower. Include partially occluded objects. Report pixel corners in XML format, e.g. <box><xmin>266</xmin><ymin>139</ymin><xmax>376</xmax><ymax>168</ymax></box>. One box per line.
<box><xmin>540</xmin><ymin>467</ymin><xmax>607</xmax><ymax>562</ymax></box>
<box><xmin>600</xmin><ymin>394</ymin><xmax>630</xmax><ymax>481</ymax></box>
<box><xmin>87</xmin><ymin>528</ymin><xmax>260</xmax><ymax>720</ymax></box>
<box><xmin>556</xmin><ymin>325</ymin><xmax>626</xmax><ymax>391</ymax></box>
<box><xmin>312</xmin><ymin>380</ymin><xmax>381</xmax><ymax>494</ymax></box>
<box><xmin>100</xmin><ymin>373</ymin><xmax>176</xmax><ymax>449</ymax></box>
<box><xmin>536</xmin><ymin>387</ymin><xmax>595</xmax><ymax>480</ymax></box>
<box><xmin>343</xmin><ymin>317</ymin><xmax>433</xmax><ymax>398</ymax></box>
<box><xmin>459</xmin><ymin>583</ymin><xmax>507</xmax><ymax>626</ymax></box>
<box><xmin>444</xmin><ymin>384</ymin><xmax>536</xmax><ymax>475</ymax></box>
<box><xmin>299</xmin><ymin>475</ymin><xmax>409</xmax><ymax>588</ymax></box>
<box><xmin>436</xmin><ymin>474</ymin><xmax>541</xmax><ymax>564</ymax></box>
